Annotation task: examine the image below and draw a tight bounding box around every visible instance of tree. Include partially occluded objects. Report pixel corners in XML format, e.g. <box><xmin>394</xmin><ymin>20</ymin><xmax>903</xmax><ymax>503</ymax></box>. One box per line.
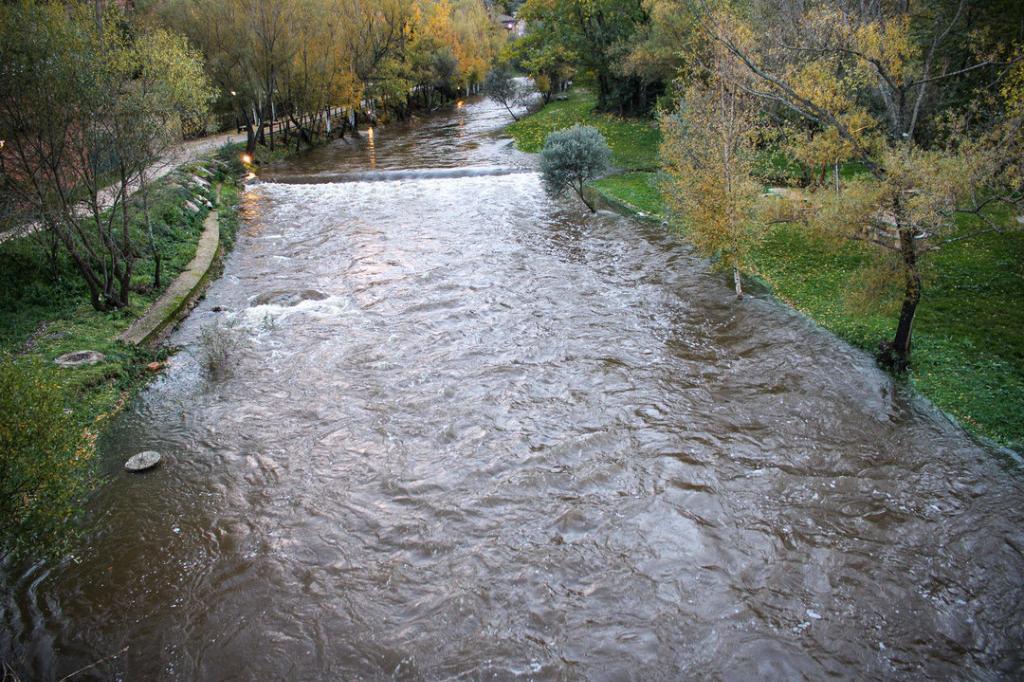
<box><xmin>516</xmin><ymin>0</ymin><xmax>656</xmax><ymax>114</ymax></box>
<box><xmin>504</xmin><ymin>26</ymin><xmax>575</xmax><ymax>104</ymax></box>
<box><xmin>1</xmin><ymin>3</ymin><xmax>136</xmax><ymax>311</ymax></box>
<box><xmin>118</xmin><ymin>28</ymin><xmax>214</xmax><ymax>288</ymax></box>
<box><xmin>0</xmin><ymin>3</ymin><xmax>212</xmax><ymax>311</ymax></box>
<box><xmin>540</xmin><ymin>124</ymin><xmax>611</xmax><ymax>211</ymax></box>
<box><xmin>0</xmin><ymin>358</ymin><xmax>95</xmax><ymax>561</ymax></box>
<box><xmin>660</xmin><ymin>9</ymin><xmax>764</xmax><ymax>298</ymax></box>
<box><xmin>483</xmin><ymin>65</ymin><xmax>529</xmax><ymax>120</ymax></box>
<box><xmin>688</xmin><ymin>0</ymin><xmax>1024</xmax><ymax>369</ymax></box>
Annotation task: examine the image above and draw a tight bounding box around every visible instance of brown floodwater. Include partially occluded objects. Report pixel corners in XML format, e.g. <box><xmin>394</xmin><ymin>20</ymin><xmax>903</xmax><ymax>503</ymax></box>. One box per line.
<box><xmin>3</xmin><ymin>95</ymin><xmax>1024</xmax><ymax>680</ymax></box>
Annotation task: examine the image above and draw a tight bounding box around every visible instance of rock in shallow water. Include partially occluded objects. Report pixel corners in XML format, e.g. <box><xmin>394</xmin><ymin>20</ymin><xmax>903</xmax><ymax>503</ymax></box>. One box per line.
<box><xmin>250</xmin><ymin>289</ymin><xmax>329</xmax><ymax>307</ymax></box>
<box><xmin>54</xmin><ymin>350</ymin><xmax>105</xmax><ymax>367</ymax></box>
<box><xmin>125</xmin><ymin>451</ymin><xmax>162</xmax><ymax>472</ymax></box>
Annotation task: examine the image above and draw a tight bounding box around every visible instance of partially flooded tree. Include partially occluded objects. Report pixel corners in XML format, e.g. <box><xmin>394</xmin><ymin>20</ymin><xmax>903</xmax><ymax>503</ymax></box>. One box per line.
<box><xmin>540</xmin><ymin>124</ymin><xmax>611</xmax><ymax>211</ymax></box>
<box><xmin>483</xmin><ymin>65</ymin><xmax>529</xmax><ymax>120</ymax></box>
<box><xmin>660</xmin><ymin>9</ymin><xmax>764</xmax><ymax>299</ymax></box>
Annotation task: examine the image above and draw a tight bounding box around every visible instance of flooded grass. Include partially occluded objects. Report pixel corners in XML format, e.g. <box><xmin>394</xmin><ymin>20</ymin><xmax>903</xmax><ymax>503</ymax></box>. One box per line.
<box><xmin>590</xmin><ymin>171</ymin><xmax>665</xmax><ymax>217</ymax></box>
<box><xmin>507</xmin><ymin>89</ymin><xmax>661</xmax><ymax>170</ymax></box>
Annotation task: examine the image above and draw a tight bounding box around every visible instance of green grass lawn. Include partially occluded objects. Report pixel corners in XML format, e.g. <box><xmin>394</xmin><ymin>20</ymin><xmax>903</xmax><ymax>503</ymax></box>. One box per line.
<box><xmin>0</xmin><ymin>149</ymin><xmax>244</xmax><ymax>431</ymax></box>
<box><xmin>589</xmin><ymin>172</ymin><xmax>665</xmax><ymax>217</ymax></box>
<box><xmin>752</xmin><ymin>218</ymin><xmax>1024</xmax><ymax>452</ymax></box>
<box><xmin>509</xmin><ymin>89</ymin><xmax>1024</xmax><ymax>453</ymax></box>
<box><xmin>508</xmin><ymin>89</ymin><xmax>661</xmax><ymax>170</ymax></box>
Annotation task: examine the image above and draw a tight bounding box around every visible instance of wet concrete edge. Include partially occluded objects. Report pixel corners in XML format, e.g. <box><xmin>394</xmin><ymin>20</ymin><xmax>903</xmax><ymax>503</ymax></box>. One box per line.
<box><xmin>118</xmin><ymin>207</ymin><xmax>220</xmax><ymax>347</ymax></box>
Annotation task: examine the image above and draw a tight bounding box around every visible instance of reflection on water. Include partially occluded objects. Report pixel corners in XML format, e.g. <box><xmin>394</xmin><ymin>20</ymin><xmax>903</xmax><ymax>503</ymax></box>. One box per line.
<box><xmin>2</xmin><ymin>95</ymin><xmax>1024</xmax><ymax>680</ymax></box>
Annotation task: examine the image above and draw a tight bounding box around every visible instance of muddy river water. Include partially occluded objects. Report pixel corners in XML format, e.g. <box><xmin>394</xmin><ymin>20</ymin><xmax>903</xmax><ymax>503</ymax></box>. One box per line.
<box><xmin>3</xmin><ymin>95</ymin><xmax>1024</xmax><ymax>680</ymax></box>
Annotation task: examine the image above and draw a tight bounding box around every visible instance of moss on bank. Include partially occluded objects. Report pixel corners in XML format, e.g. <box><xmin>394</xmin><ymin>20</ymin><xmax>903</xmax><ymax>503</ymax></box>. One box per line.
<box><xmin>507</xmin><ymin>89</ymin><xmax>1024</xmax><ymax>453</ymax></box>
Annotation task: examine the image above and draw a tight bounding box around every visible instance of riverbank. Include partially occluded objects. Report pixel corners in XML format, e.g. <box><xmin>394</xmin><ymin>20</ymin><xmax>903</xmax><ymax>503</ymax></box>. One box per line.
<box><xmin>507</xmin><ymin>89</ymin><xmax>1024</xmax><ymax>454</ymax></box>
<box><xmin>0</xmin><ymin>147</ymin><xmax>245</xmax><ymax>436</ymax></box>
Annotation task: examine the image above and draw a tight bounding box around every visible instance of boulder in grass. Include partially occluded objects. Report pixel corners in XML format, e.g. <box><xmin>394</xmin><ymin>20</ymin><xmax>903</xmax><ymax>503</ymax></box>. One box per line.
<box><xmin>125</xmin><ymin>450</ymin><xmax>162</xmax><ymax>472</ymax></box>
<box><xmin>54</xmin><ymin>350</ymin><xmax>105</xmax><ymax>367</ymax></box>
<box><xmin>184</xmin><ymin>200</ymin><xmax>200</xmax><ymax>213</ymax></box>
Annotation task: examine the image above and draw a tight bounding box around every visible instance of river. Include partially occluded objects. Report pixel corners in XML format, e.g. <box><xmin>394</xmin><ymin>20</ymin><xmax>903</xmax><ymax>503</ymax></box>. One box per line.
<box><xmin>3</xmin><ymin>95</ymin><xmax>1024</xmax><ymax>680</ymax></box>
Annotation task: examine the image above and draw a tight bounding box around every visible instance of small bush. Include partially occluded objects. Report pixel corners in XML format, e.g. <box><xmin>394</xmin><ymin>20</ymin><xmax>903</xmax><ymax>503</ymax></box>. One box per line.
<box><xmin>0</xmin><ymin>357</ymin><xmax>95</xmax><ymax>560</ymax></box>
<box><xmin>540</xmin><ymin>124</ymin><xmax>611</xmax><ymax>212</ymax></box>
<box><xmin>199</xmin><ymin>319</ymin><xmax>244</xmax><ymax>380</ymax></box>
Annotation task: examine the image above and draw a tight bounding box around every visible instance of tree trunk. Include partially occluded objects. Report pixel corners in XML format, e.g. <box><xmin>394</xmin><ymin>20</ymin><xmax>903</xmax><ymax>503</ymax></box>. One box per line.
<box><xmin>577</xmin><ymin>181</ymin><xmax>596</xmax><ymax>212</ymax></box>
<box><xmin>880</xmin><ymin>227</ymin><xmax>921</xmax><ymax>372</ymax></box>
<box><xmin>140</xmin><ymin>171</ymin><xmax>160</xmax><ymax>289</ymax></box>
<box><xmin>733</xmin><ymin>266</ymin><xmax>743</xmax><ymax>299</ymax></box>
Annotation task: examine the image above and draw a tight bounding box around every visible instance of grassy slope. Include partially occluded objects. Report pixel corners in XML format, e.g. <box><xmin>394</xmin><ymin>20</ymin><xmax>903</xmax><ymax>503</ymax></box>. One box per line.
<box><xmin>0</xmin><ymin>149</ymin><xmax>244</xmax><ymax>431</ymax></box>
<box><xmin>507</xmin><ymin>89</ymin><xmax>1024</xmax><ymax>452</ymax></box>
<box><xmin>508</xmin><ymin>89</ymin><xmax>661</xmax><ymax>170</ymax></box>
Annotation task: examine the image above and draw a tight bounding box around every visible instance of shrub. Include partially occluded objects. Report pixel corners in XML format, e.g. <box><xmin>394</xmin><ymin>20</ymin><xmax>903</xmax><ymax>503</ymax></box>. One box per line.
<box><xmin>540</xmin><ymin>124</ymin><xmax>611</xmax><ymax>212</ymax></box>
<box><xmin>199</xmin><ymin>319</ymin><xmax>244</xmax><ymax>380</ymax></box>
<box><xmin>0</xmin><ymin>357</ymin><xmax>95</xmax><ymax>560</ymax></box>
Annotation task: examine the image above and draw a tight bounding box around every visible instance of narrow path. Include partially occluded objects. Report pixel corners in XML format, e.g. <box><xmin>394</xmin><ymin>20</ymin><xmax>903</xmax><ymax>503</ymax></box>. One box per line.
<box><xmin>0</xmin><ymin>130</ymin><xmax>239</xmax><ymax>245</ymax></box>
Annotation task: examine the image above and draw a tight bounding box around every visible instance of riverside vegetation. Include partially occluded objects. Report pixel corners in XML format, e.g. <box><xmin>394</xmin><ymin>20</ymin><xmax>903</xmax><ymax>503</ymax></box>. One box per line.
<box><xmin>504</xmin><ymin>0</ymin><xmax>1022</xmax><ymax>453</ymax></box>
<box><xmin>509</xmin><ymin>90</ymin><xmax>1023</xmax><ymax>453</ymax></box>
<box><xmin>0</xmin><ymin>150</ymin><xmax>245</xmax><ymax>559</ymax></box>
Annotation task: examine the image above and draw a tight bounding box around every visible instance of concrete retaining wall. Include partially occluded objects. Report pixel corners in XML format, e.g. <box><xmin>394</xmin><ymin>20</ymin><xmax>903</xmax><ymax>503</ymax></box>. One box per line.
<box><xmin>119</xmin><ymin>209</ymin><xmax>220</xmax><ymax>346</ymax></box>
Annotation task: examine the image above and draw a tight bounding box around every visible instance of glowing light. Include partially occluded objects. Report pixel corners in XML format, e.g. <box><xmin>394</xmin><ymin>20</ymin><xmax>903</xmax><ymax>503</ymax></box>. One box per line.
<box><xmin>366</xmin><ymin>127</ymin><xmax>376</xmax><ymax>168</ymax></box>
<box><xmin>456</xmin><ymin>100</ymin><xmax>464</xmax><ymax>109</ymax></box>
<box><xmin>230</xmin><ymin>90</ymin><xmax>237</xmax><ymax>96</ymax></box>
<box><xmin>241</xmin><ymin>153</ymin><xmax>253</xmax><ymax>165</ymax></box>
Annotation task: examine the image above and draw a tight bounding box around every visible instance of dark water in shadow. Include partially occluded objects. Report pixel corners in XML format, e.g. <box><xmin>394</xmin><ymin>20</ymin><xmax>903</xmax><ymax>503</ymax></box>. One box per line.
<box><xmin>3</xmin><ymin>95</ymin><xmax>1023</xmax><ymax>680</ymax></box>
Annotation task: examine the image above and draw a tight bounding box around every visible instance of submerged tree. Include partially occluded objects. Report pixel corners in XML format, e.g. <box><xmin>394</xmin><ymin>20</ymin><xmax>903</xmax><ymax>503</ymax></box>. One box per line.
<box><xmin>540</xmin><ymin>124</ymin><xmax>611</xmax><ymax>211</ymax></box>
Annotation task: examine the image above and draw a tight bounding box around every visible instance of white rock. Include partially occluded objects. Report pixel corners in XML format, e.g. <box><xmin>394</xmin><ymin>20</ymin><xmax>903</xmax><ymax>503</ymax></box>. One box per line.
<box><xmin>125</xmin><ymin>450</ymin><xmax>162</xmax><ymax>472</ymax></box>
<box><xmin>54</xmin><ymin>350</ymin><xmax>105</xmax><ymax>367</ymax></box>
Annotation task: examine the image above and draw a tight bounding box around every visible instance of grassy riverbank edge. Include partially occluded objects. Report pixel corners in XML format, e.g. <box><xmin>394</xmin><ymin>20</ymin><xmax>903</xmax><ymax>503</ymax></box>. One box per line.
<box><xmin>0</xmin><ymin>146</ymin><xmax>248</xmax><ymax>448</ymax></box>
<box><xmin>507</xmin><ymin>90</ymin><xmax>1024</xmax><ymax>455</ymax></box>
